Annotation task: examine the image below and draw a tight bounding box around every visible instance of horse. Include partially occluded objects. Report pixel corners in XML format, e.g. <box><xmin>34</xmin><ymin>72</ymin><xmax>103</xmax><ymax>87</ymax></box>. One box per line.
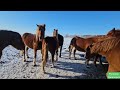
<box><xmin>41</xmin><ymin>29</ymin><xmax>59</xmax><ymax>73</ymax></box>
<box><xmin>107</xmin><ymin>28</ymin><xmax>120</xmax><ymax>37</ymax></box>
<box><xmin>22</xmin><ymin>24</ymin><xmax>45</xmax><ymax>66</ymax></box>
<box><xmin>58</xmin><ymin>33</ymin><xmax>64</xmax><ymax>58</ymax></box>
<box><xmin>85</xmin><ymin>37</ymin><xmax>120</xmax><ymax>74</ymax></box>
<box><xmin>69</xmin><ymin>35</ymin><xmax>110</xmax><ymax>67</ymax></box>
<box><xmin>0</xmin><ymin>30</ymin><xmax>25</xmax><ymax>62</ymax></box>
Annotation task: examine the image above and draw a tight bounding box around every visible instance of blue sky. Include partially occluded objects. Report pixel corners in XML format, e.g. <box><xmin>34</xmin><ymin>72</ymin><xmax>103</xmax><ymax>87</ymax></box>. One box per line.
<box><xmin>0</xmin><ymin>11</ymin><xmax>120</xmax><ymax>36</ymax></box>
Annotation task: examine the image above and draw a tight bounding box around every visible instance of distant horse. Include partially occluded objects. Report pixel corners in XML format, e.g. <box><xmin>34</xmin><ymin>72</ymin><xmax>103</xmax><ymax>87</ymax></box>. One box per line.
<box><xmin>0</xmin><ymin>30</ymin><xmax>25</xmax><ymax>62</ymax></box>
<box><xmin>69</xmin><ymin>35</ymin><xmax>110</xmax><ymax>67</ymax></box>
<box><xmin>58</xmin><ymin>33</ymin><xmax>64</xmax><ymax>57</ymax></box>
<box><xmin>85</xmin><ymin>37</ymin><xmax>120</xmax><ymax>73</ymax></box>
<box><xmin>22</xmin><ymin>24</ymin><xmax>45</xmax><ymax>66</ymax></box>
<box><xmin>41</xmin><ymin>29</ymin><xmax>59</xmax><ymax>73</ymax></box>
<box><xmin>107</xmin><ymin>28</ymin><xmax>120</xmax><ymax>37</ymax></box>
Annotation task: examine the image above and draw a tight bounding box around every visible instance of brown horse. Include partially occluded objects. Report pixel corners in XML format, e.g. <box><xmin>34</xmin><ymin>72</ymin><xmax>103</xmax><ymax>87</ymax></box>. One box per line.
<box><xmin>22</xmin><ymin>24</ymin><xmax>45</xmax><ymax>66</ymax></box>
<box><xmin>58</xmin><ymin>33</ymin><xmax>64</xmax><ymax>57</ymax></box>
<box><xmin>85</xmin><ymin>37</ymin><xmax>120</xmax><ymax>73</ymax></box>
<box><xmin>0</xmin><ymin>30</ymin><xmax>25</xmax><ymax>62</ymax></box>
<box><xmin>69</xmin><ymin>35</ymin><xmax>110</xmax><ymax>67</ymax></box>
<box><xmin>107</xmin><ymin>28</ymin><xmax>120</xmax><ymax>37</ymax></box>
<box><xmin>41</xmin><ymin>29</ymin><xmax>59</xmax><ymax>73</ymax></box>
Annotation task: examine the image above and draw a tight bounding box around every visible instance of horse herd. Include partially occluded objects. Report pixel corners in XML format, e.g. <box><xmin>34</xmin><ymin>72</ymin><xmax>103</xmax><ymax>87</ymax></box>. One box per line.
<box><xmin>0</xmin><ymin>25</ymin><xmax>120</xmax><ymax>77</ymax></box>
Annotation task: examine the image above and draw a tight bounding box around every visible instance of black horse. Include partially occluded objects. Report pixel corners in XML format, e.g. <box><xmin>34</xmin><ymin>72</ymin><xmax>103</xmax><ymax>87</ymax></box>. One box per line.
<box><xmin>0</xmin><ymin>30</ymin><xmax>25</xmax><ymax>62</ymax></box>
<box><xmin>58</xmin><ymin>34</ymin><xmax>64</xmax><ymax>57</ymax></box>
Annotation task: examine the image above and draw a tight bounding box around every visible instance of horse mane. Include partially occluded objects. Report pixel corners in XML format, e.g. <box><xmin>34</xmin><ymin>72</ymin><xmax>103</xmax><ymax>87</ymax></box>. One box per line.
<box><xmin>107</xmin><ymin>28</ymin><xmax>120</xmax><ymax>37</ymax></box>
<box><xmin>91</xmin><ymin>37</ymin><xmax>120</xmax><ymax>53</ymax></box>
<box><xmin>114</xmin><ymin>29</ymin><xmax>120</xmax><ymax>34</ymax></box>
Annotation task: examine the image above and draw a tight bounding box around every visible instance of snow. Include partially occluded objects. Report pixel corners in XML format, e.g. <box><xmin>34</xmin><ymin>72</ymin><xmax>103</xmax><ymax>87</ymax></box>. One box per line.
<box><xmin>0</xmin><ymin>37</ymin><xmax>107</xmax><ymax>79</ymax></box>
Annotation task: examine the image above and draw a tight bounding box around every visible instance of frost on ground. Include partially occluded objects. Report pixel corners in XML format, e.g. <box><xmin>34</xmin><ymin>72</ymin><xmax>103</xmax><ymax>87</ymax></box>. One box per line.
<box><xmin>0</xmin><ymin>37</ymin><xmax>108</xmax><ymax>79</ymax></box>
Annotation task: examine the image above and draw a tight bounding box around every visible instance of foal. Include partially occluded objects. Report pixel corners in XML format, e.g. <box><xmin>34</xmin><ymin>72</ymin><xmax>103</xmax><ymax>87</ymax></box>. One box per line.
<box><xmin>41</xmin><ymin>29</ymin><xmax>59</xmax><ymax>73</ymax></box>
<box><xmin>22</xmin><ymin>24</ymin><xmax>45</xmax><ymax>66</ymax></box>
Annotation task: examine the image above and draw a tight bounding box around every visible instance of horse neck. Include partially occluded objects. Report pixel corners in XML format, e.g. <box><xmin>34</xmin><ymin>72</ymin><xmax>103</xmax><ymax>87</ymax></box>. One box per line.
<box><xmin>36</xmin><ymin>29</ymin><xmax>40</xmax><ymax>42</ymax></box>
<box><xmin>53</xmin><ymin>32</ymin><xmax>58</xmax><ymax>41</ymax></box>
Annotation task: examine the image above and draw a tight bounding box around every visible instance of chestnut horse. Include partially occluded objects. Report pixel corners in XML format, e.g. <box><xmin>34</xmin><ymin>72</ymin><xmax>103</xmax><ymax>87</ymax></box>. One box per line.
<box><xmin>41</xmin><ymin>29</ymin><xmax>59</xmax><ymax>73</ymax></box>
<box><xmin>85</xmin><ymin>37</ymin><xmax>120</xmax><ymax>74</ymax></box>
<box><xmin>0</xmin><ymin>30</ymin><xmax>25</xmax><ymax>62</ymax></box>
<box><xmin>107</xmin><ymin>28</ymin><xmax>120</xmax><ymax>37</ymax></box>
<box><xmin>22</xmin><ymin>24</ymin><xmax>45</xmax><ymax>66</ymax></box>
<box><xmin>69</xmin><ymin>35</ymin><xmax>110</xmax><ymax>67</ymax></box>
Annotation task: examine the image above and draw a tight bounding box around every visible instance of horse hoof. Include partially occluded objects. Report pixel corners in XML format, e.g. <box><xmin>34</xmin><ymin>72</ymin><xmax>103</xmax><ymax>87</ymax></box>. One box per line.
<box><xmin>51</xmin><ymin>65</ymin><xmax>54</xmax><ymax>68</ymax></box>
<box><xmin>33</xmin><ymin>64</ymin><xmax>37</xmax><ymax>67</ymax></box>
<box><xmin>42</xmin><ymin>71</ymin><xmax>46</xmax><ymax>74</ymax></box>
<box><xmin>23</xmin><ymin>59</ymin><xmax>26</xmax><ymax>62</ymax></box>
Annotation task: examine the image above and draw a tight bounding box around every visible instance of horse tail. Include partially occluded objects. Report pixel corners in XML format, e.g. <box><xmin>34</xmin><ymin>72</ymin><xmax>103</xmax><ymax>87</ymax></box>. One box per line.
<box><xmin>69</xmin><ymin>37</ymin><xmax>76</xmax><ymax>47</ymax></box>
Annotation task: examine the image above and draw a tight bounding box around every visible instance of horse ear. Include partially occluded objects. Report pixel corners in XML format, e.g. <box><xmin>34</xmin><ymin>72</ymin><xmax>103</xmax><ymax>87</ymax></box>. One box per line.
<box><xmin>112</xmin><ymin>28</ymin><xmax>115</xmax><ymax>31</ymax></box>
<box><xmin>36</xmin><ymin>24</ymin><xmax>39</xmax><ymax>27</ymax></box>
<box><xmin>43</xmin><ymin>24</ymin><xmax>46</xmax><ymax>27</ymax></box>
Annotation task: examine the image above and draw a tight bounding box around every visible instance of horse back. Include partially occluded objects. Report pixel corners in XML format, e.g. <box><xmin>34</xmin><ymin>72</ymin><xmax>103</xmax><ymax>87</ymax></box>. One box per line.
<box><xmin>44</xmin><ymin>37</ymin><xmax>58</xmax><ymax>52</ymax></box>
<box><xmin>58</xmin><ymin>34</ymin><xmax>64</xmax><ymax>46</ymax></box>
<box><xmin>22</xmin><ymin>33</ymin><xmax>35</xmax><ymax>49</ymax></box>
<box><xmin>0</xmin><ymin>30</ymin><xmax>25</xmax><ymax>50</ymax></box>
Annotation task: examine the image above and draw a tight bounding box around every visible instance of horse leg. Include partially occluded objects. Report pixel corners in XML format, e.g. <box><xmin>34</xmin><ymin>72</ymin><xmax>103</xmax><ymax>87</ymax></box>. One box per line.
<box><xmin>41</xmin><ymin>43</ymin><xmax>48</xmax><ymax>73</ymax></box>
<box><xmin>93</xmin><ymin>56</ymin><xmax>97</xmax><ymax>67</ymax></box>
<box><xmin>22</xmin><ymin>49</ymin><xmax>26</xmax><ymax>62</ymax></box>
<box><xmin>99</xmin><ymin>56</ymin><xmax>106</xmax><ymax>71</ymax></box>
<box><xmin>0</xmin><ymin>50</ymin><xmax>2</xmax><ymax>62</ymax></box>
<box><xmin>69</xmin><ymin>45</ymin><xmax>73</xmax><ymax>59</ymax></box>
<box><xmin>41</xmin><ymin>51</ymin><xmax>47</xmax><ymax>73</ymax></box>
<box><xmin>73</xmin><ymin>49</ymin><xmax>76</xmax><ymax>60</ymax></box>
<box><xmin>51</xmin><ymin>53</ymin><xmax>55</xmax><ymax>68</ymax></box>
<box><xmin>25</xmin><ymin>46</ymin><xmax>29</xmax><ymax>58</ymax></box>
<box><xmin>55</xmin><ymin>49</ymin><xmax>58</xmax><ymax>62</ymax></box>
<box><xmin>33</xmin><ymin>48</ymin><xmax>37</xmax><ymax>66</ymax></box>
<box><xmin>59</xmin><ymin>45</ymin><xmax>62</xmax><ymax>58</ymax></box>
<box><xmin>85</xmin><ymin>58</ymin><xmax>90</xmax><ymax>68</ymax></box>
<box><xmin>99</xmin><ymin>56</ymin><xmax>103</xmax><ymax>67</ymax></box>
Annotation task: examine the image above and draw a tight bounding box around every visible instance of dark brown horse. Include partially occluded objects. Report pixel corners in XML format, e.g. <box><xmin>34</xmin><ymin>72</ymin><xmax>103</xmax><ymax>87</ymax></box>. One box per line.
<box><xmin>69</xmin><ymin>35</ymin><xmax>110</xmax><ymax>67</ymax></box>
<box><xmin>22</xmin><ymin>24</ymin><xmax>45</xmax><ymax>66</ymax></box>
<box><xmin>41</xmin><ymin>29</ymin><xmax>59</xmax><ymax>73</ymax></box>
<box><xmin>58</xmin><ymin>33</ymin><xmax>64</xmax><ymax>57</ymax></box>
<box><xmin>107</xmin><ymin>28</ymin><xmax>120</xmax><ymax>37</ymax></box>
<box><xmin>0</xmin><ymin>30</ymin><xmax>25</xmax><ymax>62</ymax></box>
<box><xmin>85</xmin><ymin>37</ymin><xmax>120</xmax><ymax>74</ymax></box>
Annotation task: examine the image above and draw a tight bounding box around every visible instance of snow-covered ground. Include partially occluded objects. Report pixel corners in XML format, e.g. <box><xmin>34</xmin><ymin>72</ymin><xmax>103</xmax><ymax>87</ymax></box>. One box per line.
<box><xmin>0</xmin><ymin>37</ymin><xmax>108</xmax><ymax>79</ymax></box>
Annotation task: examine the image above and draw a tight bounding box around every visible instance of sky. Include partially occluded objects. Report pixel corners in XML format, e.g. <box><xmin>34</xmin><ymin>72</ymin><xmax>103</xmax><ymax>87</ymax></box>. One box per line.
<box><xmin>0</xmin><ymin>11</ymin><xmax>120</xmax><ymax>36</ymax></box>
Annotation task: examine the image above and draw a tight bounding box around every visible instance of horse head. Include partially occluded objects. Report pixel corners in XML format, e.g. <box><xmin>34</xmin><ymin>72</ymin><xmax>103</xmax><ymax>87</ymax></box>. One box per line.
<box><xmin>36</xmin><ymin>24</ymin><xmax>46</xmax><ymax>42</ymax></box>
<box><xmin>85</xmin><ymin>44</ymin><xmax>94</xmax><ymax>59</ymax></box>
